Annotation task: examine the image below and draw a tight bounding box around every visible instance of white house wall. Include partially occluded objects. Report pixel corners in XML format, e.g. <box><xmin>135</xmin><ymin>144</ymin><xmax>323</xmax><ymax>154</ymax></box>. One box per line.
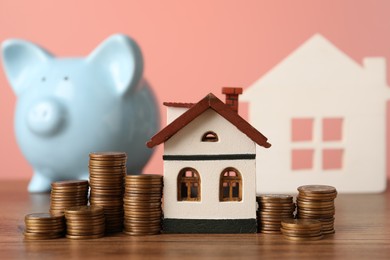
<box><xmin>164</xmin><ymin>109</ymin><xmax>256</xmax><ymax>156</ymax></box>
<box><xmin>167</xmin><ymin>107</ymin><xmax>189</xmax><ymax>124</ymax></box>
<box><xmin>241</xmin><ymin>34</ymin><xmax>389</xmax><ymax>193</ymax></box>
<box><xmin>163</xmin><ymin>159</ymin><xmax>256</xmax><ymax>219</ymax></box>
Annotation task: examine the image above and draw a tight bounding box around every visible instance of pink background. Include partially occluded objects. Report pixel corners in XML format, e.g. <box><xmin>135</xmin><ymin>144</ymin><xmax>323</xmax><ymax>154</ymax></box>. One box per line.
<box><xmin>1</xmin><ymin>0</ymin><xmax>390</xmax><ymax>180</ymax></box>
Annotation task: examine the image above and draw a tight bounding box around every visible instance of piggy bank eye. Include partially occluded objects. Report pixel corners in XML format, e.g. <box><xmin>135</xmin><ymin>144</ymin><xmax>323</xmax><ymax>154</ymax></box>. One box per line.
<box><xmin>41</xmin><ymin>77</ymin><xmax>46</xmax><ymax>82</ymax></box>
<box><xmin>64</xmin><ymin>76</ymin><xmax>69</xmax><ymax>81</ymax></box>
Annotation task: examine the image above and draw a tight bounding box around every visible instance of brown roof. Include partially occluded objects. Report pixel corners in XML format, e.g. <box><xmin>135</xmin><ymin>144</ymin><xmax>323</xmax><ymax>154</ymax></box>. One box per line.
<box><xmin>163</xmin><ymin>102</ymin><xmax>195</xmax><ymax>108</ymax></box>
<box><xmin>146</xmin><ymin>93</ymin><xmax>271</xmax><ymax>148</ymax></box>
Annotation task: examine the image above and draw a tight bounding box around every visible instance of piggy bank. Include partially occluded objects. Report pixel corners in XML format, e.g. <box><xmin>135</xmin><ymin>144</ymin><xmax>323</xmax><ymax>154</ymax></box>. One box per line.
<box><xmin>1</xmin><ymin>34</ymin><xmax>159</xmax><ymax>192</ymax></box>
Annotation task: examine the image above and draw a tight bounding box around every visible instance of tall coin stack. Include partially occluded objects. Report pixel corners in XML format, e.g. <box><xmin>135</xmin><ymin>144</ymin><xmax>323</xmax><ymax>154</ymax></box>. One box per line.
<box><xmin>65</xmin><ymin>205</ymin><xmax>105</xmax><ymax>239</ymax></box>
<box><xmin>256</xmin><ymin>194</ymin><xmax>295</xmax><ymax>234</ymax></box>
<box><xmin>89</xmin><ymin>152</ymin><xmax>127</xmax><ymax>233</ymax></box>
<box><xmin>296</xmin><ymin>185</ymin><xmax>337</xmax><ymax>235</ymax></box>
<box><xmin>281</xmin><ymin>219</ymin><xmax>323</xmax><ymax>241</ymax></box>
<box><xmin>24</xmin><ymin>213</ymin><xmax>65</xmax><ymax>240</ymax></box>
<box><xmin>50</xmin><ymin>180</ymin><xmax>89</xmax><ymax>216</ymax></box>
<box><xmin>123</xmin><ymin>174</ymin><xmax>163</xmax><ymax>236</ymax></box>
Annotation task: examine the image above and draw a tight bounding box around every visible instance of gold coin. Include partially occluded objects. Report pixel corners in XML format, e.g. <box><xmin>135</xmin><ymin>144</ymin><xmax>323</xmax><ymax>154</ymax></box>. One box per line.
<box><xmin>125</xmin><ymin>174</ymin><xmax>162</xmax><ymax>179</ymax></box>
<box><xmin>25</xmin><ymin>219</ymin><xmax>65</xmax><ymax>225</ymax></box>
<box><xmin>259</xmin><ymin>230</ymin><xmax>281</xmax><ymax>234</ymax></box>
<box><xmin>25</xmin><ymin>213</ymin><xmax>64</xmax><ymax>221</ymax></box>
<box><xmin>89</xmin><ymin>161</ymin><xmax>126</xmax><ymax>167</ymax></box>
<box><xmin>25</xmin><ymin>222</ymin><xmax>65</xmax><ymax>227</ymax></box>
<box><xmin>66</xmin><ymin>226</ymin><xmax>106</xmax><ymax>232</ymax></box>
<box><xmin>89</xmin><ymin>179</ymin><xmax>124</xmax><ymax>184</ymax></box>
<box><xmin>50</xmin><ymin>199</ymin><xmax>88</xmax><ymax>204</ymax></box>
<box><xmin>280</xmin><ymin>227</ymin><xmax>321</xmax><ymax>234</ymax></box>
<box><xmin>90</xmin><ymin>151</ymin><xmax>127</xmax><ymax>158</ymax></box>
<box><xmin>66</xmin><ymin>219</ymin><xmax>106</xmax><ymax>226</ymax></box>
<box><xmin>123</xmin><ymin>230</ymin><xmax>159</xmax><ymax>236</ymax></box>
<box><xmin>65</xmin><ymin>205</ymin><xmax>104</xmax><ymax>215</ymax></box>
<box><xmin>298</xmin><ymin>185</ymin><xmax>337</xmax><ymax>194</ymax></box>
<box><xmin>125</xmin><ymin>228</ymin><xmax>161</xmax><ymax>234</ymax></box>
<box><xmin>66</xmin><ymin>233</ymin><xmax>104</xmax><ymax>239</ymax></box>
<box><xmin>125</xmin><ymin>183</ymin><xmax>163</xmax><ymax>187</ymax></box>
<box><xmin>283</xmin><ymin>234</ymin><xmax>324</xmax><ymax>241</ymax></box>
<box><xmin>24</xmin><ymin>232</ymin><xmax>64</xmax><ymax>240</ymax></box>
<box><xmin>52</xmin><ymin>180</ymin><xmax>89</xmax><ymax>186</ymax></box>
<box><xmin>257</xmin><ymin>194</ymin><xmax>293</xmax><ymax>202</ymax></box>
<box><xmin>281</xmin><ymin>219</ymin><xmax>322</xmax><ymax>229</ymax></box>
<box><xmin>124</xmin><ymin>211</ymin><xmax>162</xmax><ymax>217</ymax></box>
<box><xmin>90</xmin><ymin>167</ymin><xmax>125</xmax><ymax>172</ymax></box>
<box><xmin>50</xmin><ymin>185</ymin><xmax>89</xmax><ymax>191</ymax></box>
<box><xmin>124</xmin><ymin>216</ymin><xmax>162</xmax><ymax>221</ymax></box>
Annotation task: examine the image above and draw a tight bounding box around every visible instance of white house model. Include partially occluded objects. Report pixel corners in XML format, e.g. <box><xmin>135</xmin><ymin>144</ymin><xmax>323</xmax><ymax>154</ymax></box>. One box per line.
<box><xmin>147</xmin><ymin>88</ymin><xmax>271</xmax><ymax>233</ymax></box>
<box><xmin>241</xmin><ymin>34</ymin><xmax>389</xmax><ymax>193</ymax></box>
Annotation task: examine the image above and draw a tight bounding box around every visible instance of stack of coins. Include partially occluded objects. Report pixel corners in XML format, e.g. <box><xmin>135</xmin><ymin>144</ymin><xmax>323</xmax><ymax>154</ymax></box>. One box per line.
<box><xmin>256</xmin><ymin>194</ymin><xmax>295</xmax><ymax>234</ymax></box>
<box><xmin>50</xmin><ymin>180</ymin><xmax>89</xmax><ymax>216</ymax></box>
<box><xmin>281</xmin><ymin>219</ymin><xmax>323</xmax><ymax>241</ymax></box>
<box><xmin>24</xmin><ymin>213</ymin><xmax>65</xmax><ymax>240</ymax></box>
<box><xmin>65</xmin><ymin>205</ymin><xmax>105</xmax><ymax>239</ymax></box>
<box><xmin>89</xmin><ymin>152</ymin><xmax>127</xmax><ymax>233</ymax></box>
<box><xmin>123</xmin><ymin>174</ymin><xmax>163</xmax><ymax>236</ymax></box>
<box><xmin>296</xmin><ymin>185</ymin><xmax>337</xmax><ymax>235</ymax></box>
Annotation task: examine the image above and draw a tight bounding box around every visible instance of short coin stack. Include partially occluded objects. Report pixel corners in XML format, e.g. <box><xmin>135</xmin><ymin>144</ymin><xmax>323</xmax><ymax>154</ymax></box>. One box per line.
<box><xmin>50</xmin><ymin>180</ymin><xmax>89</xmax><ymax>216</ymax></box>
<box><xmin>89</xmin><ymin>152</ymin><xmax>127</xmax><ymax>233</ymax></box>
<box><xmin>256</xmin><ymin>194</ymin><xmax>295</xmax><ymax>234</ymax></box>
<box><xmin>296</xmin><ymin>185</ymin><xmax>337</xmax><ymax>235</ymax></box>
<box><xmin>281</xmin><ymin>219</ymin><xmax>323</xmax><ymax>241</ymax></box>
<box><xmin>65</xmin><ymin>205</ymin><xmax>105</xmax><ymax>239</ymax></box>
<box><xmin>123</xmin><ymin>174</ymin><xmax>163</xmax><ymax>236</ymax></box>
<box><xmin>24</xmin><ymin>213</ymin><xmax>65</xmax><ymax>240</ymax></box>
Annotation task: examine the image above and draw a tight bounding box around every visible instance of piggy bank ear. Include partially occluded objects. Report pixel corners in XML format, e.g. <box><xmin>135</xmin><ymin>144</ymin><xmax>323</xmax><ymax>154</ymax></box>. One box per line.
<box><xmin>87</xmin><ymin>34</ymin><xmax>143</xmax><ymax>96</ymax></box>
<box><xmin>1</xmin><ymin>39</ymin><xmax>52</xmax><ymax>95</ymax></box>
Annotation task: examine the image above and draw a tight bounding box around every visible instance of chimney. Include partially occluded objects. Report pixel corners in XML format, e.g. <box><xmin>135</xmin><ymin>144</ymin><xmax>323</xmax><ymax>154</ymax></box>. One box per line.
<box><xmin>222</xmin><ymin>87</ymin><xmax>243</xmax><ymax>113</ymax></box>
<box><xmin>363</xmin><ymin>58</ymin><xmax>387</xmax><ymax>85</ymax></box>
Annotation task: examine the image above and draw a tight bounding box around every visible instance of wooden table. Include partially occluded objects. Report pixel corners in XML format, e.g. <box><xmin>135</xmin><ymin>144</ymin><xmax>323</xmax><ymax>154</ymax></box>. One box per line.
<box><xmin>1</xmin><ymin>181</ymin><xmax>389</xmax><ymax>259</ymax></box>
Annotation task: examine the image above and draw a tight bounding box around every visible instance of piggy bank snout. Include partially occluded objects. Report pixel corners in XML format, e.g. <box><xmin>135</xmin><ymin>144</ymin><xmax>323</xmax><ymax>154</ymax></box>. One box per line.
<box><xmin>26</xmin><ymin>99</ymin><xmax>66</xmax><ymax>136</ymax></box>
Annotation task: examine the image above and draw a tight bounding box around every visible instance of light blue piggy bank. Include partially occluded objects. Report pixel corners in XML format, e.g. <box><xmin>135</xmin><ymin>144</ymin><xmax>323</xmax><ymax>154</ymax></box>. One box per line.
<box><xmin>1</xmin><ymin>34</ymin><xmax>159</xmax><ymax>193</ymax></box>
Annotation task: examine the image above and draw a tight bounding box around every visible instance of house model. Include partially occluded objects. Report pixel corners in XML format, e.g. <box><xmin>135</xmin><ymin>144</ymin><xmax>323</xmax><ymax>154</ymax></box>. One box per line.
<box><xmin>147</xmin><ymin>88</ymin><xmax>271</xmax><ymax>233</ymax></box>
<box><xmin>241</xmin><ymin>33</ymin><xmax>389</xmax><ymax>193</ymax></box>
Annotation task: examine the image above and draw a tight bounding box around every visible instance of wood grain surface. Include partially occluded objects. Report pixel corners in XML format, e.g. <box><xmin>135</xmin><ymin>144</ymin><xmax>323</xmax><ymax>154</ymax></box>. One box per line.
<box><xmin>1</xmin><ymin>181</ymin><xmax>389</xmax><ymax>259</ymax></box>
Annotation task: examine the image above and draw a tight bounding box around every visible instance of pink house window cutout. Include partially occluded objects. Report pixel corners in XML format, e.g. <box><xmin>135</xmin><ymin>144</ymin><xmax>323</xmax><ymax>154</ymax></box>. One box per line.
<box><xmin>291</xmin><ymin>118</ymin><xmax>314</xmax><ymax>141</ymax></box>
<box><xmin>291</xmin><ymin>117</ymin><xmax>344</xmax><ymax>171</ymax></box>
<box><xmin>323</xmin><ymin>118</ymin><xmax>343</xmax><ymax>141</ymax></box>
<box><xmin>292</xmin><ymin>149</ymin><xmax>314</xmax><ymax>170</ymax></box>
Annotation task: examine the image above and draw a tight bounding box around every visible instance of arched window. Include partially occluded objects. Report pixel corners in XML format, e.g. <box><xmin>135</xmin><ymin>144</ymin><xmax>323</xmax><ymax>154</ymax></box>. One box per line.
<box><xmin>220</xmin><ymin>167</ymin><xmax>242</xmax><ymax>202</ymax></box>
<box><xmin>177</xmin><ymin>168</ymin><xmax>201</xmax><ymax>201</ymax></box>
<box><xmin>201</xmin><ymin>131</ymin><xmax>219</xmax><ymax>142</ymax></box>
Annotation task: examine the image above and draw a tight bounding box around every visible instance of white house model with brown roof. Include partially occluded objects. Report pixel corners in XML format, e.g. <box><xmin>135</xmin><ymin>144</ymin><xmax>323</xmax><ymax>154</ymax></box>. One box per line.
<box><xmin>147</xmin><ymin>87</ymin><xmax>271</xmax><ymax>233</ymax></box>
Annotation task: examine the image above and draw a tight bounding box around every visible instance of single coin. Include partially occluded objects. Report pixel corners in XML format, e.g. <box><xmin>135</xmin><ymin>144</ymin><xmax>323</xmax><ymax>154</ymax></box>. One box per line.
<box><xmin>25</xmin><ymin>228</ymin><xmax>65</xmax><ymax>234</ymax></box>
<box><xmin>123</xmin><ymin>230</ymin><xmax>159</xmax><ymax>236</ymax></box>
<box><xmin>24</xmin><ymin>232</ymin><xmax>64</xmax><ymax>240</ymax></box>
<box><xmin>280</xmin><ymin>227</ymin><xmax>321</xmax><ymax>234</ymax></box>
<box><xmin>52</xmin><ymin>180</ymin><xmax>89</xmax><ymax>186</ymax></box>
<box><xmin>66</xmin><ymin>233</ymin><xmax>104</xmax><ymax>239</ymax></box>
<box><xmin>90</xmin><ymin>151</ymin><xmax>127</xmax><ymax>158</ymax></box>
<box><xmin>298</xmin><ymin>185</ymin><xmax>337</xmax><ymax>194</ymax></box>
<box><xmin>124</xmin><ymin>216</ymin><xmax>162</xmax><ymax>221</ymax></box>
<box><xmin>25</xmin><ymin>213</ymin><xmax>64</xmax><ymax>220</ymax></box>
<box><xmin>281</xmin><ymin>219</ymin><xmax>322</xmax><ymax>229</ymax></box>
<box><xmin>257</xmin><ymin>194</ymin><xmax>293</xmax><ymax>202</ymax></box>
<box><xmin>283</xmin><ymin>235</ymin><xmax>324</xmax><ymax>241</ymax></box>
<box><xmin>260</xmin><ymin>230</ymin><xmax>281</xmax><ymax>234</ymax></box>
<box><xmin>89</xmin><ymin>161</ymin><xmax>126</xmax><ymax>167</ymax></box>
<box><xmin>65</xmin><ymin>205</ymin><xmax>104</xmax><ymax>215</ymax></box>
